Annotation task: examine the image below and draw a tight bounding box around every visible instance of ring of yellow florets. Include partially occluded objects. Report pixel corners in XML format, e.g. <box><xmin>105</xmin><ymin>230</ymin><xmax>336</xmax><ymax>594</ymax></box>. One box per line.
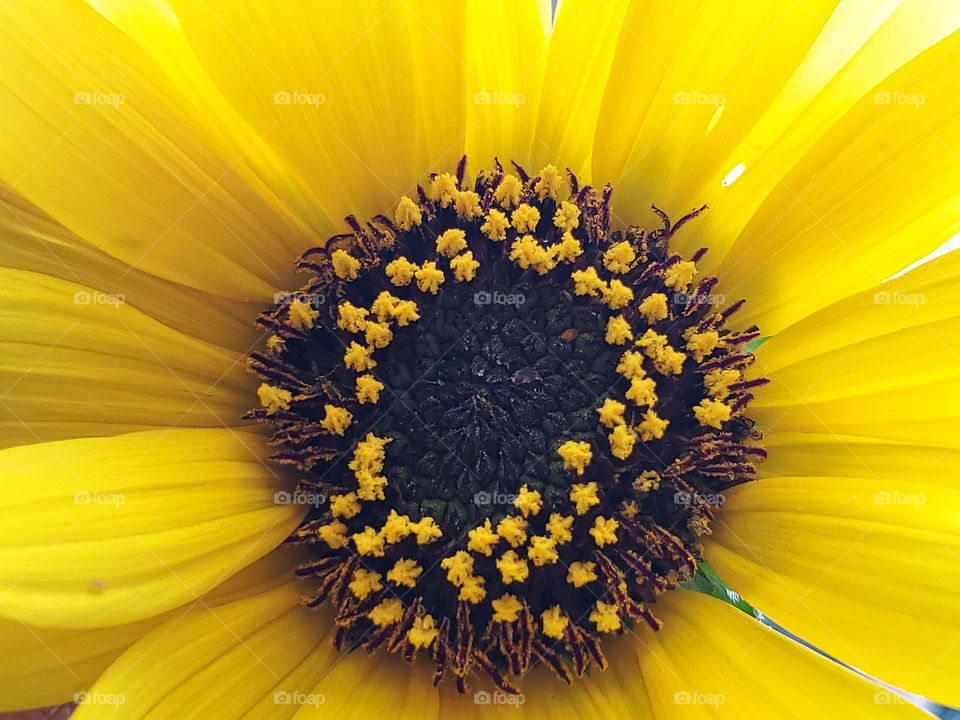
<box><xmin>245</xmin><ymin>158</ymin><xmax>767</xmax><ymax>694</ymax></box>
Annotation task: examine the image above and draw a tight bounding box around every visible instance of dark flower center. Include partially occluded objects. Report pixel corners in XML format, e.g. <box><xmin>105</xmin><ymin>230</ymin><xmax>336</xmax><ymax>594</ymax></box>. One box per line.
<box><xmin>245</xmin><ymin>158</ymin><xmax>767</xmax><ymax>693</ymax></box>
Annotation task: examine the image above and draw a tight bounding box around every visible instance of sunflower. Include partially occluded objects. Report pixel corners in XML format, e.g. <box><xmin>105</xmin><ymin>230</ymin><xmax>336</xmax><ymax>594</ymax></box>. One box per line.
<box><xmin>2</xmin><ymin>1</ymin><xmax>959</xmax><ymax>718</ymax></box>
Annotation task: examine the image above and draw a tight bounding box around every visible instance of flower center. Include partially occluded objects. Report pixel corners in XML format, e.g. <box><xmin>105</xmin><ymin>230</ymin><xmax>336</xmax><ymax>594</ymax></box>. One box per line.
<box><xmin>246</xmin><ymin>159</ymin><xmax>767</xmax><ymax>693</ymax></box>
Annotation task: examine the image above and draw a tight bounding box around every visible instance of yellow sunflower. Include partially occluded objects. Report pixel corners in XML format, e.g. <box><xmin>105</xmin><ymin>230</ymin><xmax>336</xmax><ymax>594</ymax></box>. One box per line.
<box><xmin>2</xmin><ymin>1</ymin><xmax>959</xmax><ymax>718</ymax></box>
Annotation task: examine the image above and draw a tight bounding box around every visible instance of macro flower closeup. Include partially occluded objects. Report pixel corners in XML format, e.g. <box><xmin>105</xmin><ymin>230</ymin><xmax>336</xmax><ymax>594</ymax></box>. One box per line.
<box><xmin>2</xmin><ymin>0</ymin><xmax>960</xmax><ymax>718</ymax></box>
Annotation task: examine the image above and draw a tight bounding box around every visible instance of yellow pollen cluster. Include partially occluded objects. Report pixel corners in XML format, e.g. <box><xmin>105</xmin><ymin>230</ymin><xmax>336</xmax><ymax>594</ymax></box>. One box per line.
<box><xmin>316</xmin><ymin>520</ymin><xmax>349</xmax><ymax>549</ymax></box>
<box><xmin>287</xmin><ymin>298</ymin><xmax>319</xmax><ymax>330</ymax></box>
<box><xmin>511</xmin><ymin>203</ymin><xmax>541</xmax><ymax>233</ymax></box>
<box><xmin>637</xmin><ymin>409</ymin><xmax>669</xmax><ymax>441</ymax></box>
<box><xmin>541</xmin><ymin>606</ymin><xmax>569</xmax><ymax>639</ymax></box>
<box><xmin>557</xmin><ymin>440</ymin><xmax>592</xmax><ymax>476</ymax></box>
<box><xmin>626</xmin><ymin>377</ymin><xmax>657</xmax><ymax>407</ymax></box>
<box><xmin>491</xmin><ymin>594</ymin><xmax>523</xmax><ymax>623</ymax></box>
<box><xmin>555</xmin><ymin>232</ymin><xmax>584</xmax><ymax>262</ymax></box>
<box><xmin>407</xmin><ymin>615</ymin><xmax>439</xmax><ymax>649</ymax></box>
<box><xmin>603</xmin><ymin>241</ymin><xmax>636</xmax><ymax>274</ymax></box>
<box><xmin>480</xmin><ymin>208</ymin><xmax>510</xmax><ymax>241</ymax></box>
<box><xmin>704</xmin><ymin>368</ymin><xmax>740</xmax><ymax>399</ymax></box>
<box><xmin>633</xmin><ymin>470</ymin><xmax>661</xmax><ymax>493</ymax></box>
<box><xmin>450</xmin><ymin>251</ymin><xmax>480</xmax><ymax>281</ymax></box>
<box><xmin>638</xmin><ymin>330</ymin><xmax>686</xmax><ymax>376</ymax></box>
<box><xmin>330</xmin><ymin>492</ymin><xmax>360</xmax><ymax>519</ymax></box>
<box><xmin>338</xmin><ymin>301</ymin><xmax>369</xmax><ymax>332</ymax></box>
<box><xmin>570</xmin><ymin>266</ymin><xmax>604</xmax><ymax>296</ymax></box>
<box><xmin>364</xmin><ymin>320</ymin><xmax>393</xmax><ymax>349</ymax></box>
<box><xmin>546</xmin><ymin>513</ymin><xmax>574</xmax><ymax>544</ymax></box>
<box><xmin>320</xmin><ymin>404</ymin><xmax>352</xmax><ymax>435</ymax></box>
<box><xmin>602</xmin><ymin>279</ymin><xmax>633</xmax><ymax>309</ymax></box>
<box><xmin>467</xmin><ymin>519</ymin><xmax>500</xmax><ymax>556</ymax></box>
<box><xmin>441</xmin><ymin>550</ymin><xmax>476</xmax><ymax>586</ymax></box>
<box><xmin>638</xmin><ymin>293</ymin><xmax>669</xmax><ymax>323</ymax></box>
<box><xmin>509</xmin><ymin>235</ymin><xmax>559</xmax><ymax>275</ymax></box>
<box><xmin>686</xmin><ymin>330</ymin><xmax>721</xmax><ymax>362</ymax></box>
<box><xmin>597</xmin><ymin>398</ymin><xmax>626</xmax><ymax>428</ymax></box>
<box><xmin>344</xmin><ymin>341</ymin><xmax>376</xmax><ymax>371</ymax></box>
<box><xmin>590</xmin><ymin>516</ymin><xmax>619</xmax><ymax>547</ymax></box>
<box><xmin>382</xmin><ymin>509</ymin><xmax>411</xmax><ymax>544</ymax></box>
<box><xmin>385</xmin><ymin>256</ymin><xmax>419</xmax><ymax>286</ymax></box>
<box><xmin>664</xmin><ymin>260</ymin><xmax>697</xmax><ymax>289</ymax></box>
<box><xmin>569</xmin><ymin>482</ymin><xmax>600</xmax><ymax>515</ymax></box>
<box><xmin>331</xmin><ymin>249</ymin><xmax>361</xmax><ymax>280</ymax></box>
<box><xmin>436</xmin><ymin>228</ymin><xmax>467</xmax><ymax>257</ymax></box>
<box><xmin>605</xmin><ymin>315</ymin><xmax>633</xmax><ymax>345</ymax></box>
<box><xmin>352</xmin><ymin>526</ymin><xmax>386</xmax><ymax>556</ymax></box>
<box><xmin>694</xmin><ymin>398</ymin><xmax>732</xmax><ymax>428</ymax></box>
<box><xmin>590</xmin><ymin>601</ymin><xmax>622</xmax><ymax>633</ymax></box>
<box><xmin>616</xmin><ymin>349</ymin><xmax>646</xmax><ymax>379</ymax></box>
<box><xmin>527</xmin><ymin>535</ymin><xmax>559</xmax><ymax>566</ymax></box>
<box><xmin>566</xmin><ymin>561</ymin><xmax>597</xmax><ymax>588</ymax></box>
<box><xmin>429</xmin><ymin>172</ymin><xmax>458</xmax><ymax>208</ymax></box>
<box><xmin>497</xmin><ymin>515</ymin><xmax>528</xmax><ymax>548</ymax></box>
<box><xmin>394</xmin><ymin>196</ymin><xmax>422</xmax><ymax>231</ymax></box>
<box><xmin>409</xmin><ymin>516</ymin><xmax>443</xmax><ymax>545</ymax></box>
<box><xmin>349</xmin><ymin>568</ymin><xmax>382</xmax><ymax>599</ymax></box>
<box><xmin>534</xmin><ymin>164</ymin><xmax>562</xmax><ymax>201</ymax></box>
<box><xmin>496</xmin><ymin>550</ymin><xmax>529</xmax><ymax>584</ymax></box>
<box><xmin>553</xmin><ymin>200</ymin><xmax>580</xmax><ymax>231</ymax></box>
<box><xmin>454</xmin><ymin>190</ymin><xmax>482</xmax><ymax>220</ymax></box>
<box><xmin>514</xmin><ymin>484</ymin><xmax>543</xmax><ymax>517</ymax></box>
<box><xmin>494</xmin><ymin>174</ymin><xmax>523</xmax><ymax>208</ymax></box>
<box><xmin>369</xmin><ymin>598</ymin><xmax>404</xmax><ymax>627</ymax></box>
<box><xmin>415</xmin><ymin>261</ymin><xmax>445</xmax><ymax>294</ymax></box>
<box><xmin>608</xmin><ymin>423</ymin><xmax>637</xmax><ymax>460</ymax></box>
<box><xmin>257</xmin><ymin>383</ymin><xmax>292</xmax><ymax>415</ymax></box>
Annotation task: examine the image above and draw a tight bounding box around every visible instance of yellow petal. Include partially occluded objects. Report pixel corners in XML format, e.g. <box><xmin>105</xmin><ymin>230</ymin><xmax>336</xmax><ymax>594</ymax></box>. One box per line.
<box><xmin>70</xmin><ymin>581</ymin><xmax>334</xmax><ymax>720</ymax></box>
<box><xmin>520</xmin><ymin>634</ymin><xmax>654</xmax><ymax>720</ymax></box>
<box><xmin>638</xmin><ymin>589</ymin><xmax>930</xmax><ymax>717</ymax></box>
<box><xmin>695</xmin><ymin>0</ymin><xmax>960</xmax><ymax>273</ymax></box>
<box><xmin>0</xmin><ymin>428</ymin><xmax>303</xmax><ymax>629</ymax></box>
<box><xmin>530</xmin><ymin>0</ymin><xmax>630</xmax><ymax>179</ymax></box>
<box><xmin>0</xmin><ymin>545</ymin><xmax>301</xmax><ymax>712</ymax></box>
<box><xmin>293</xmin><ymin>650</ymin><xmax>438</xmax><ymax>720</ymax></box>
<box><xmin>719</xmin><ymin>24</ymin><xmax>960</xmax><ymax>333</ymax></box>
<box><xmin>464</xmin><ymin>0</ymin><xmax>551</xmax><ymax>169</ymax></box>
<box><xmin>1</xmin><ymin>184</ymin><xmax>259</xmax><ymax>351</ymax></box>
<box><xmin>760</xmin><ymin>432</ymin><xmax>960</xmax><ymax>488</ymax></box>
<box><xmin>0</xmin><ymin>1</ymin><xmax>315</xmax><ymax>299</ymax></box>
<box><xmin>705</xmin><ymin>477</ymin><xmax>960</xmax><ymax>707</ymax></box>
<box><xmin>157</xmin><ymin>0</ymin><xmax>461</xmax><ymax>236</ymax></box>
<box><xmin>593</xmin><ymin>0</ymin><xmax>842</xmax><ymax>240</ymax></box>
<box><xmin>750</xmin><ymin>249</ymin><xmax>960</xmax><ymax>446</ymax></box>
<box><xmin>0</xmin><ymin>268</ymin><xmax>250</xmax><ymax>450</ymax></box>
